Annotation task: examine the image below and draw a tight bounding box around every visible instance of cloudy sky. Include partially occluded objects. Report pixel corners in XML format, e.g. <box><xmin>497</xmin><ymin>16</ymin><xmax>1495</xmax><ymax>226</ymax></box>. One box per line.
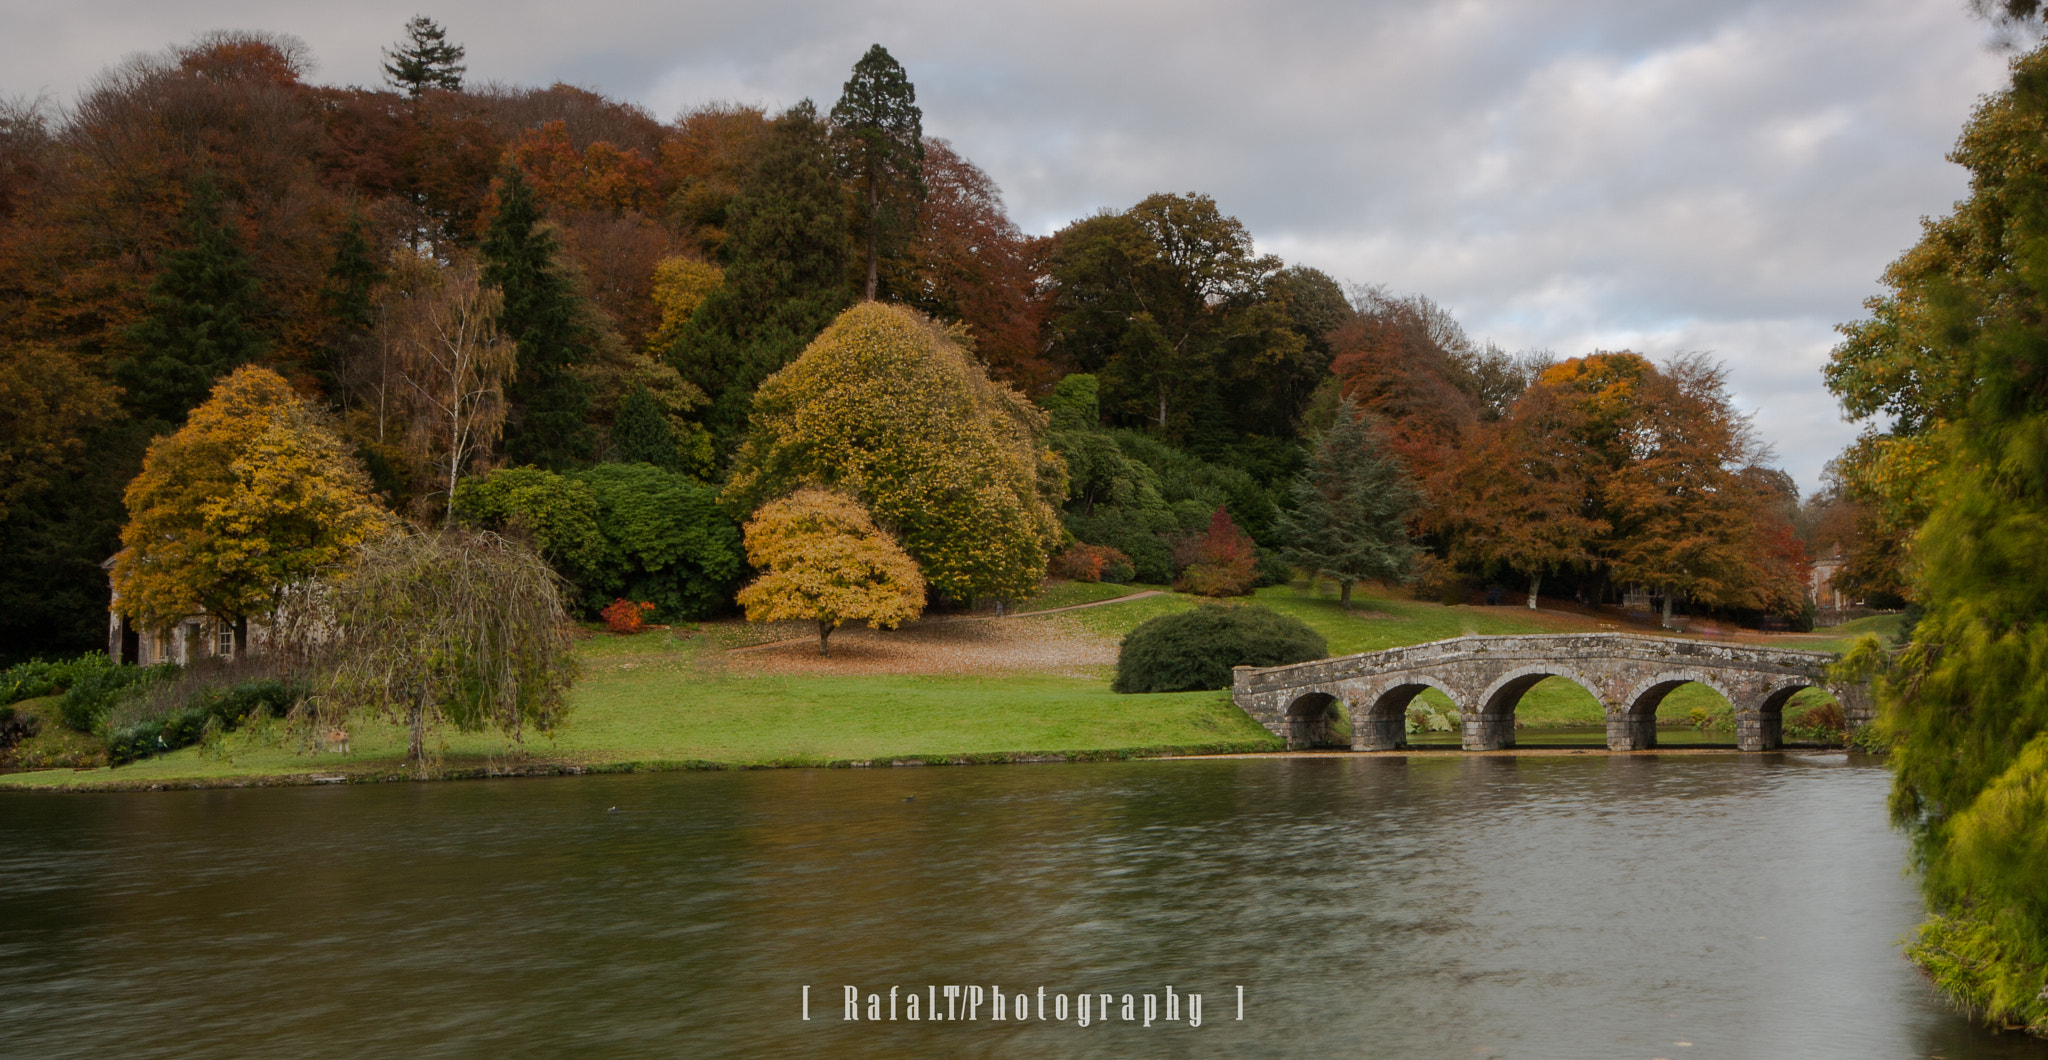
<box><xmin>2</xmin><ymin>0</ymin><xmax>2015</xmax><ymax>490</ymax></box>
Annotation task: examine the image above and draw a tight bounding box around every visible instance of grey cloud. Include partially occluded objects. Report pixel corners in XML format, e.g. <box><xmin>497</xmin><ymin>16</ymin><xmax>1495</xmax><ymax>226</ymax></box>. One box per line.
<box><xmin>1</xmin><ymin>0</ymin><xmax>2014</xmax><ymax>490</ymax></box>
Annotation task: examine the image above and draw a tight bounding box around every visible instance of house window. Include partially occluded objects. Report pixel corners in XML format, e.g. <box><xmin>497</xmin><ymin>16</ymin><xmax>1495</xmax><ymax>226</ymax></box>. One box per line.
<box><xmin>216</xmin><ymin>618</ymin><xmax>235</xmax><ymax>659</ymax></box>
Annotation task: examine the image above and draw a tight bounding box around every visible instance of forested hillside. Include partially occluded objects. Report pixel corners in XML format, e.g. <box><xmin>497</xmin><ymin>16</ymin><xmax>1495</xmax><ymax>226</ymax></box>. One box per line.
<box><xmin>0</xmin><ymin>21</ymin><xmax>1816</xmax><ymax>659</ymax></box>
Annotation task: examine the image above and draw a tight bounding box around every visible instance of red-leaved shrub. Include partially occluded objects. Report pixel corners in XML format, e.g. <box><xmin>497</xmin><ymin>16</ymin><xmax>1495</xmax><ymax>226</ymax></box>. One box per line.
<box><xmin>601</xmin><ymin>598</ymin><xmax>657</xmax><ymax>634</ymax></box>
<box><xmin>1176</xmin><ymin>507</ymin><xmax>1258</xmax><ymax>597</ymax></box>
<box><xmin>1050</xmin><ymin>543</ymin><xmax>1136</xmax><ymax>583</ymax></box>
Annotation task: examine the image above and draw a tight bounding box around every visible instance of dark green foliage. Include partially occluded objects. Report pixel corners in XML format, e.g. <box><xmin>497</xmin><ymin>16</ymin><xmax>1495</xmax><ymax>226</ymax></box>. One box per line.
<box><xmin>830</xmin><ymin>43</ymin><xmax>924</xmax><ymax>300</ymax></box>
<box><xmin>1041</xmin><ymin>193</ymin><xmax>1300</xmax><ymax>448</ymax></box>
<box><xmin>104</xmin><ymin>677</ymin><xmax>301</xmax><ymax>765</ymax></box>
<box><xmin>1044</xmin><ymin>373</ymin><xmax>1286</xmax><ymax>583</ymax></box>
<box><xmin>669</xmin><ymin>101</ymin><xmax>854</xmax><ymax>456</ymax></box>
<box><xmin>609</xmin><ymin>384</ymin><xmax>681</xmax><ymax>470</ymax></box>
<box><xmin>482</xmin><ymin>166</ymin><xmax>595</xmax><ymax>468</ymax></box>
<box><xmin>0</xmin><ymin>420</ymin><xmax>149</xmax><ymax>662</ymax></box>
<box><xmin>317</xmin><ymin>212</ymin><xmax>382</xmax><ymax>394</ymax></box>
<box><xmin>114</xmin><ymin>174</ymin><xmax>267</xmax><ymax>425</ymax></box>
<box><xmin>382</xmin><ymin>16</ymin><xmax>466</xmax><ymax>96</ymax></box>
<box><xmin>451</xmin><ymin>463</ymin><xmax>745</xmax><ymax>620</ymax></box>
<box><xmin>1278</xmin><ymin>400</ymin><xmax>1422</xmax><ymax>603</ymax></box>
<box><xmin>1</xmin><ymin>652</ymin><xmax>115</xmax><ymax>705</ymax></box>
<box><xmin>1112</xmin><ymin>604</ymin><xmax>1326</xmax><ymax>693</ymax></box>
<box><xmin>58</xmin><ymin>662</ymin><xmax>176</xmax><ymax>733</ymax></box>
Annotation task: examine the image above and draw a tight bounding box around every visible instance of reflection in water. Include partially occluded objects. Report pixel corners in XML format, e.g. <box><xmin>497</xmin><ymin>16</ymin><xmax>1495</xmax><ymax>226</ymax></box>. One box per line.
<box><xmin>1</xmin><ymin>755</ymin><xmax>2041</xmax><ymax>1059</ymax></box>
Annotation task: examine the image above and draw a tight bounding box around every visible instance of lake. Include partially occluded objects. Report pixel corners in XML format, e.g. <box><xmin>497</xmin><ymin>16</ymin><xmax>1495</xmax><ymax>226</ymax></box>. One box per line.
<box><xmin>2</xmin><ymin>753</ymin><xmax>2042</xmax><ymax>1058</ymax></box>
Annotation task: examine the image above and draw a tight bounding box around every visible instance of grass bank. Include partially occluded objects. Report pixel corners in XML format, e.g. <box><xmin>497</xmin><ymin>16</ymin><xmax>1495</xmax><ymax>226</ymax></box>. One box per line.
<box><xmin>0</xmin><ymin>582</ymin><xmax>1847</xmax><ymax>792</ymax></box>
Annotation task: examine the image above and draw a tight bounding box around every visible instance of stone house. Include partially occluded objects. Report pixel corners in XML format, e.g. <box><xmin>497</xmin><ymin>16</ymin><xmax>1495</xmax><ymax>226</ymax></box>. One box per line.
<box><xmin>101</xmin><ymin>555</ymin><xmax>271</xmax><ymax>666</ymax></box>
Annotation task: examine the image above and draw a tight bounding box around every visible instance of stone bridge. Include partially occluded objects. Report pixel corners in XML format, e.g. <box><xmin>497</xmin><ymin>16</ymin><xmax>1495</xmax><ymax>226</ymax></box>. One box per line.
<box><xmin>1230</xmin><ymin>633</ymin><xmax>1873</xmax><ymax>752</ymax></box>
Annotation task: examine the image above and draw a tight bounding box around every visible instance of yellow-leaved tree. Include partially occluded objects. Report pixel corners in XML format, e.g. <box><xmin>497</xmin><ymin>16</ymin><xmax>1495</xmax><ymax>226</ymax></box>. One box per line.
<box><xmin>736</xmin><ymin>489</ymin><xmax>925</xmax><ymax>656</ymax></box>
<box><xmin>725</xmin><ymin>302</ymin><xmax>1066</xmax><ymax>604</ymax></box>
<box><xmin>111</xmin><ymin>366</ymin><xmax>393</xmax><ymax>652</ymax></box>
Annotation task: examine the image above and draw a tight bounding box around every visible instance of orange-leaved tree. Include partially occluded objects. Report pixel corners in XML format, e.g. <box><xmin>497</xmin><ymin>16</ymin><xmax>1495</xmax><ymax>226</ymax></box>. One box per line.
<box><xmin>111</xmin><ymin>365</ymin><xmax>392</xmax><ymax>652</ymax></box>
<box><xmin>1178</xmin><ymin>506</ymin><xmax>1259</xmax><ymax>597</ymax></box>
<box><xmin>735</xmin><ymin>488</ymin><xmax>925</xmax><ymax>656</ymax></box>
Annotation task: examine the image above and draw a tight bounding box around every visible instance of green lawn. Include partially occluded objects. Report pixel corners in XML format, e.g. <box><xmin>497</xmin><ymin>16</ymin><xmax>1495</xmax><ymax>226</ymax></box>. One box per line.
<box><xmin>0</xmin><ymin>580</ymin><xmax>1851</xmax><ymax>791</ymax></box>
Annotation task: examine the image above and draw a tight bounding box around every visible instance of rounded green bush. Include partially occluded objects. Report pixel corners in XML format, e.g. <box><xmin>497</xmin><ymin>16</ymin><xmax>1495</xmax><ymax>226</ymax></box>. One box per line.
<box><xmin>1112</xmin><ymin>604</ymin><xmax>1327</xmax><ymax>693</ymax></box>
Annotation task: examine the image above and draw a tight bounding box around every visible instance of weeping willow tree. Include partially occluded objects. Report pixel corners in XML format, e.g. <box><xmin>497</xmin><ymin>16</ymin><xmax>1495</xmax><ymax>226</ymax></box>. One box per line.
<box><xmin>1847</xmin><ymin>42</ymin><xmax>2048</xmax><ymax>1035</ymax></box>
<box><xmin>322</xmin><ymin>528</ymin><xmax>578</xmax><ymax>764</ymax></box>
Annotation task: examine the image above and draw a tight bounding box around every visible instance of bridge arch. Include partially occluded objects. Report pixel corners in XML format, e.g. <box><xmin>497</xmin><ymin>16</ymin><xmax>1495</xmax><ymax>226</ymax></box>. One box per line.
<box><xmin>1464</xmin><ymin>664</ymin><xmax>1605</xmax><ymax>751</ymax></box>
<box><xmin>1282</xmin><ymin>691</ymin><xmax>1343</xmax><ymax>749</ymax></box>
<box><xmin>1476</xmin><ymin>664</ymin><xmax>1604</xmax><ymax>716</ymax></box>
<box><xmin>1622</xmin><ymin>671</ymin><xmax>1741</xmax><ymax>717</ymax></box>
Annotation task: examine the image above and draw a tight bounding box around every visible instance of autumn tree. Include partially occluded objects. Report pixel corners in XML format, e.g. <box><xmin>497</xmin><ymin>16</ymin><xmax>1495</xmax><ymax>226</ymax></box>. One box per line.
<box><xmin>322</xmin><ymin>528</ymin><xmax>574</xmax><ymax>764</ymax></box>
<box><xmin>388</xmin><ymin>252</ymin><xmax>515</xmax><ymax>517</ymax></box>
<box><xmin>885</xmin><ymin>138</ymin><xmax>1047</xmax><ymax>386</ymax></box>
<box><xmin>726</xmin><ymin>302</ymin><xmax>1065</xmax><ymax>603</ymax></box>
<box><xmin>383</xmin><ymin>16</ymin><xmax>466</xmax><ymax>97</ymax></box>
<box><xmin>1277</xmin><ymin>401</ymin><xmax>1422</xmax><ymax>607</ymax></box>
<box><xmin>115</xmin><ymin>173</ymin><xmax>268</xmax><ymax>424</ymax></box>
<box><xmin>1439</xmin><ymin>384</ymin><xmax>1604</xmax><ymax>608</ymax></box>
<box><xmin>110</xmin><ymin>366</ymin><xmax>392</xmax><ymax>653</ymax></box>
<box><xmin>0</xmin><ymin>345</ymin><xmax>120</xmax><ymax>522</ymax></box>
<box><xmin>831</xmin><ymin>44</ymin><xmax>924</xmax><ymax>301</ymax></box>
<box><xmin>1599</xmin><ymin>356</ymin><xmax>1760</xmax><ymax>626</ymax></box>
<box><xmin>736</xmin><ymin>488</ymin><xmax>925</xmax><ymax>655</ymax></box>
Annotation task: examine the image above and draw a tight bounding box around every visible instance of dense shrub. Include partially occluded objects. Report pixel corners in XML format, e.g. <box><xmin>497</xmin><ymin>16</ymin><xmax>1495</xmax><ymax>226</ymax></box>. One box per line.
<box><xmin>601</xmin><ymin>598</ymin><xmax>656</xmax><ymax>634</ymax></box>
<box><xmin>1113</xmin><ymin>604</ymin><xmax>1327</xmax><ymax>693</ymax></box>
<box><xmin>58</xmin><ymin>662</ymin><xmax>176</xmax><ymax>733</ymax></box>
<box><xmin>104</xmin><ymin>677</ymin><xmax>302</xmax><ymax>765</ymax></box>
<box><xmin>2</xmin><ymin>652</ymin><xmax>116</xmax><ymax>705</ymax></box>
<box><xmin>452</xmin><ymin>463</ymin><xmax>745</xmax><ymax>621</ymax></box>
<box><xmin>1175</xmin><ymin>507</ymin><xmax>1258</xmax><ymax>597</ymax></box>
<box><xmin>1050</xmin><ymin>543</ymin><xmax>1134</xmax><ymax>584</ymax></box>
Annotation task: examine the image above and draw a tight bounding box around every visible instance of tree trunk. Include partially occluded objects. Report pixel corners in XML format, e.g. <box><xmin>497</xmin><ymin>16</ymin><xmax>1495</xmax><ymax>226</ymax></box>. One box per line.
<box><xmin>233</xmin><ymin>615</ymin><xmax>249</xmax><ymax>657</ymax></box>
<box><xmin>1340</xmin><ymin>580</ymin><xmax>1354</xmax><ymax>609</ymax></box>
<box><xmin>864</xmin><ymin>176</ymin><xmax>880</xmax><ymax>301</ymax></box>
<box><xmin>407</xmin><ymin>695</ymin><xmax>426</xmax><ymax>762</ymax></box>
<box><xmin>1527</xmin><ymin>572</ymin><xmax>1542</xmax><ymax>610</ymax></box>
<box><xmin>1661</xmin><ymin>589</ymin><xmax>1676</xmax><ymax>629</ymax></box>
<box><xmin>818</xmin><ymin>619</ymin><xmax>836</xmax><ymax>657</ymax></box>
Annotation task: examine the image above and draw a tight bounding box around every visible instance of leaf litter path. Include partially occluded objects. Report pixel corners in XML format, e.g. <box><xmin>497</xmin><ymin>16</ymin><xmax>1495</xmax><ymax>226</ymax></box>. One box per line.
<box><xmin>721</xmin><ymin>590</ymin><xmax>1164</xmax><ymax>677</ymax></box>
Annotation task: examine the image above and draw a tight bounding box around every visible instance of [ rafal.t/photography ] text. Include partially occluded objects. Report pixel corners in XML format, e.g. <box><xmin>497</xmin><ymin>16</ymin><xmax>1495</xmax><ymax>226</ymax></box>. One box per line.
<box><xmin>802</xmin><ymin>984</ymin><xmax>1244</xmax><ymax>1027</ymax></box>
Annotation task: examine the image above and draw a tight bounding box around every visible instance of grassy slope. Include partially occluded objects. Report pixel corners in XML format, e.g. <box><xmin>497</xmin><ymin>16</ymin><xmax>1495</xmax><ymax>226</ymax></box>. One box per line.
<box><xmin>0</xmin><ymin>581</ymin><xmax>1853</xmax><ymax>789</ymax></box>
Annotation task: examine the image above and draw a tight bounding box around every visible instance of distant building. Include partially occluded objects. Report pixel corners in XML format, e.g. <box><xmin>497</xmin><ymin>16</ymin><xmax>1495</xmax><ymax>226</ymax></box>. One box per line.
<box><xmin>102</xmin><ymin>555</ymin><xmax>269</xmax><ymax>666</ymax></box>
<box><xmin>1809</xmin><ymin>549</ymin><xmax>1852</xmax><ymax>611</ymax></box>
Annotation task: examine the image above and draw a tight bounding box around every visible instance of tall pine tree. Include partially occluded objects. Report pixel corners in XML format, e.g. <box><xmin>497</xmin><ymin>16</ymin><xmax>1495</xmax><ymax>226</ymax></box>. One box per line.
<box><xmin>317</xmin><ymin>211</ymin><xmax>381</xmax><ymax>397</ymax></box>
<box><xmin>1277</xmin><ymin>400</ymin><xmax>1421</xmax><ymax>607</ymax></box>
<box><xmin>383</xmin><ymin>16</ymin><xmax>466</xmax><ymax>96</ymax></box>
<box><xmin>481</xmin><ymin>165</ymin><xmax>595</xmax><ymax>469</ymax></box>
<box><xmin>115</xmin><ymin>173</ymin><xmax>267</xmax><ymax>426</ymax></box>
<box><xmin>830</xmin><ymin>44</ymin><xmax>924</xmax><ymax>301</ymax></box>
<box><xmin>669</xmin><ymin>101</ymin><xmax>853</xmax><ymax>457</ymax></box>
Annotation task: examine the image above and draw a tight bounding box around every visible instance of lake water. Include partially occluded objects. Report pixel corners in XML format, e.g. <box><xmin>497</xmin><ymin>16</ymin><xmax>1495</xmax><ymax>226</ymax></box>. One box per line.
<box><xmin>2</xmin><ymin>754</ymin><xmax>2043</xmax><ymax>1059</ymax></box>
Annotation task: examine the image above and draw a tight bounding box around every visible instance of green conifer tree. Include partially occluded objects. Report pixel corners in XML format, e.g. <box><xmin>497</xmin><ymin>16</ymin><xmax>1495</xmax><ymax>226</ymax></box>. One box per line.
<box><xmin>830</xmin><ymin>44</ymin><xmax>924</xmax><ymax>301</ymax></box>
<box><xmin>610</xmin><ymin>384</ymin><xmax>680</xmax><ymax>470</ymax></box>
<box><xmin>669</xmin><ymin>101</ymin><xmax>854</xmax><ymax>457</ymax></box>
<box><xmin>481</xmin><ymin>165</ymin><xmax>595</xmax><ymax>469</ymax></box>
<box><xmin>115</xmin><ymin>173</ymin><xmax>267</xmax><ymax>425</ymax></box>
<box><xmin>318</xmin><ymin>211</ymin><xmax>381</xmax><ymax>396</ymax></box>
<box><xmin>1277</xmin><ymin>400</ymin><xmax>1421</xmax><ymax>607</ymax></box>
<box><xmin>383</xmin><ymin>16</ymin><xmax>466</xmax><ymax>96</ymax></box>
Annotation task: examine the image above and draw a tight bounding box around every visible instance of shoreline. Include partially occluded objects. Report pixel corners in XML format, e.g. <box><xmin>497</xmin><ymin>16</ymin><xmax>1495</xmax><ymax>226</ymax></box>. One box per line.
<box><xmin>0</xmin><ymin>740</ymin><xmax>1858</xmax><ymax>793</ymax></box>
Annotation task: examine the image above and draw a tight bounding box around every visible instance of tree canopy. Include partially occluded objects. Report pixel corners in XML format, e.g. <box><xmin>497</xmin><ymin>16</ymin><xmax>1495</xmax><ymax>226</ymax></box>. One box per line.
<box><xmin>1278</xmin><ymin>400</ymin><xmax>1422</xmax><ymax>607</ymax></box>
<box><xmin>382</xmin><ymin>16</ymin><xmax>466</xmax><ymax>96</ymax></box>
<box><xmin>727</xmin><ymin>302</ymin><xmax>1064</xmax><ymax>603</ymax></box>
<box><xmin>735</xmin><ymin>488</ymin><xmax>925</xmax><ymax>655</ymax></box>
<box><xmin>110</xmin><ymin>366</ymin><xmax>392</xmax><ymax>651</ymax></box>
